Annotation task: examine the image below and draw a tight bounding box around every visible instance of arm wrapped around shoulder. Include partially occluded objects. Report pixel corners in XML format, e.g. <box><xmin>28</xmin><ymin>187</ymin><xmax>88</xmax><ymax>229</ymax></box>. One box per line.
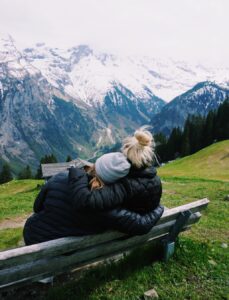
<box><xmin>99</xmin><ymin>204</ymin><xmax>164</xmax><ymax>235</ymax></box>
<box><xmin>68</xmin><ymin>167</ymin><xmax>128</xmax><ymax>211</ymax></box>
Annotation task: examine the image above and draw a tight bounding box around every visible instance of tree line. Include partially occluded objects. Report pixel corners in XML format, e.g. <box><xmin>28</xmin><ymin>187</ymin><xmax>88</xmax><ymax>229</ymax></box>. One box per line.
<box><xmin>154</xmin><ymin>98</ymin><xmax>229</xmax><ymax>162</ymax></box>
<box><xmin>0</xmin><ymin>154</ymin><xmax>73</xmax><ymax>184</ymax></box>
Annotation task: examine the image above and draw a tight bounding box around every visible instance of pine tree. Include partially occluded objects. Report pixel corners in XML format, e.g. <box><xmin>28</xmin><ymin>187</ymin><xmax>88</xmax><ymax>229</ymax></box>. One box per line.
<box><xmin>166</xmin><ymin>127</ymin><xmax>182</xmax><ymax>160</ymax></box>
<box><xmin>154</xmin><ymin>133</ymin><xmax>167</xmax><ymax>162</ymax></box>
<box><xmin>0</xmin><ymin>163</ymin><xmax>13</xmax><ymax>184</ymax></box>
<box><xmin>181</xmin><ymin>118</ymin><xmax>191</xmax><ymax>157</ymax></box>
<box><xmin>188</xmin><ymin>115</ymin><xmax>205</xmax><ymax>154</ymax></box>
<box><xmin>215</xmin><ymin>98</ymin><xmax>229</xmax><ymax>140</ymax></box>
<box><xmin>18</xmin><ymin>165</ymin><xmax>32</xmax><ymax>179</ymax></box>
<box><xmin>202</xmin><ymin>111</ymin><xmax>215</xmax><ymax>147</ymax></box>
<box><xmin>50</xmin><ymin>154</ymin><xmax>58</xmax><ymax>163</ymax></box>
<box><xmin>66</xmin><ymin>155</ymin><xmax>72</xmax><ymax>162</ymax></box>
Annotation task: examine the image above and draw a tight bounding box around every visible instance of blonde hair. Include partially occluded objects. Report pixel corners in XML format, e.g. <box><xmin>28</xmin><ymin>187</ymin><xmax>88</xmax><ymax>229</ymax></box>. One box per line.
<box><xmin>85</xmin><ymin>165</ymin><xmax>105</xmax><ymax>190</ymax></box>
<box><xmin>121</xmin><ymin>126</ymin><xmax>155</xmax><ymax>168</ymax></box>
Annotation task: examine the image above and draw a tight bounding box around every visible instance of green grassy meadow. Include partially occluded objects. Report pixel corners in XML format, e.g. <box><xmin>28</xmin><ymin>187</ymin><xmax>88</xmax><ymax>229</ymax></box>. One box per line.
<box><xmin>0</xmin><ymin>141</ymin><xmax>229</xmax><ymax>299</ymax></box>
<box><xmin>158</xmin><ymin>140</ymin><xmax>229</xmax><ymax>181</ymax></box>
<box><xmin>0</xmin><ymin>179</ymin><xmax>43</xmax><ymax>250</ymax></box>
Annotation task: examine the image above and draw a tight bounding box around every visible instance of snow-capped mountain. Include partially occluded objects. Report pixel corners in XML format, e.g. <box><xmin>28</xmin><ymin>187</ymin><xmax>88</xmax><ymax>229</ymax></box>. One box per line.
<box><xmin>0</xmin><ymin>35</ymin><xmax>165</xmax><ymax>169</ymax></box>
<box><xmin>0</xmin><ymin>34</ymin><xmax>228</xmax><ymax>170</ymax></box>
<box><xmin>21</xmin><ymin>42</ymin><xmax>229</xmax><ymax>103</ymax></box>
<box><xmin>151</xmin><ymin>81</ymin><xmax>229</xmax><ymax>135</ymax></box>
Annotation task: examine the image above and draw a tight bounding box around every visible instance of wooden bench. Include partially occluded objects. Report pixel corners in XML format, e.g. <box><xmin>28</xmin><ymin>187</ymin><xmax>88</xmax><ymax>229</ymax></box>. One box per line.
<box><xmin>0</xmin><ymin>198</ymin><xmax>209</xmax><ymax>290</ymax></box>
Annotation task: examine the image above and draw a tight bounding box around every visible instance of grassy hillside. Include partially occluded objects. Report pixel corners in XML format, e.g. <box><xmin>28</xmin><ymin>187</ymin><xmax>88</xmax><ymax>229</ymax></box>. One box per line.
<box><xmin>0</xmin><ymin>179</ymin><xmax>43</xmax><ymax>222</ymax></box>
<box><xmin>158</xmin><ymin>140</ymin><xmax>229</xmax><ymax>181</ymax></box>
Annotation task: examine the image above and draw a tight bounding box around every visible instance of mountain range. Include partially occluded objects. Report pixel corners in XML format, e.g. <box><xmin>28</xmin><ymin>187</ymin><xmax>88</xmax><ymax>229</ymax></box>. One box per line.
<box><xmin>151</xmin><ymin>81</ymin><xmax>229</xmax><ymax>135</ymax></box>
<box><xmin>0</xmin><ymin>34</ymin><xmax>228</xmax><ymax>171</ymax></box>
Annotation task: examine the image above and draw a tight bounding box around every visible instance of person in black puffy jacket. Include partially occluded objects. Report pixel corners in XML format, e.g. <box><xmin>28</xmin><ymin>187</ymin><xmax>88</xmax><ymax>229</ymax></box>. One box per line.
<box><xmin>23</xmin><ymin>127</ymin><xmax>163</xmax><ymax>245</ymax></box>
<box><xmin>68</xmin><ymin>126</ymin><xmax>163</xmax><ymax>235</ymax></box>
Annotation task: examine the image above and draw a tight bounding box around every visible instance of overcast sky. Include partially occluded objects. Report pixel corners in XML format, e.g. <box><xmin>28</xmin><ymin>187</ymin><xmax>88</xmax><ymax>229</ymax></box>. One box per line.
<box><xmin>0</xmin><ymin>0</ymin><xmax>228</xmax><ymax>66</ymax></box>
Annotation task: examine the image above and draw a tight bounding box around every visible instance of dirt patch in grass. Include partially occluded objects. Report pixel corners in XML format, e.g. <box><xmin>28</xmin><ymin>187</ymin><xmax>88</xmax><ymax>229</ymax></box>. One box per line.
<box><xmin>0</xmin><ymin>214</ymin><xmax>30</xmax><ymax>230</ymax></box>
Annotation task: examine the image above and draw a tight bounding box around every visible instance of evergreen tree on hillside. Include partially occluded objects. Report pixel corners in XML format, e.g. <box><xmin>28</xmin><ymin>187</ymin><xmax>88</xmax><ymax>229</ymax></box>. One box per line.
<box><xmin>166</xmin><ymin>127</ymin><xmax>182</xmax><ymax>160</ymax></box>
<box><xmin>188</xmin><ymin>115</ymin><xmax>205</xmax><ymax>154</ymax></box>
<box><xmin>215</xmin><ymin>98</ymin><xmax>229</xmax><ymax>140</ymax></box>
<box><xmin>18</xmin><ymin>165</ymin><xmax>33</xmax><ymax>179</ymax></box>
<box><xmin>66</xmin><ymin>155</ymin><xmax>72</xmax><ymax>162</ymax></box>
<box><xmin>202</xmin><ymin>111</ymin><xmax>215</xmax><ymax>147</ymax></box>
<box><xmin>154</xmin><ymin>133</ymin><xmax>167</xmax><ymax>162</ymax></box>
<box><xmin>0</xmin><ymin>163</ymin><xmax>13</xmax><ymax>184</ymax></box>
<box><xmin>155</xmin><ymin>98</ymin><xmax>229</xmax><ymax>163</ymax></box>
<box><xmin>181</xmin><ymin>118</ymin><xmax>191</xmax><ymax>157</ymax></box>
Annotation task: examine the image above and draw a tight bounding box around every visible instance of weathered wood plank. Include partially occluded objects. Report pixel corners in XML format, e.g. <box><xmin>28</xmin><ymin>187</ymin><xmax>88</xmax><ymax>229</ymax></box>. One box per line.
<box><xmin>0</xmin><ymin>212</ymin><xmax>201</xmax><ymax>287</ymax></box>
<box><xmin>157</xmin><ymin>198</ymin><xmax>209</xmax><ymax>224</ymax></box>
<box><xmin>41</xmin><ymin>159</ymin><xmax>93</xmax><ymax>178</ymax></box>
<box><xmin>0</xmin><ymin>199</ymin><xmax>209</xmax><ymax>269</ymax></box>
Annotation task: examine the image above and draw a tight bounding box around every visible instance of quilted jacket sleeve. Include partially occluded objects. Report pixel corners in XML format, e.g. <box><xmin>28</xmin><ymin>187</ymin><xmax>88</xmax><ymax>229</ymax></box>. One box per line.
<box><xmin>98</xmin><ymin>205</ymin><xmax>164</xmax><ymax>235</ymax></box>
<box><xmin>68</xmin><ymin>167</ymin><xmax>128</xmax><ymax>211</ymax></box>
<box><xmin>33</xmin><ymin>182</ymin><xmax>50</xmax><ymax>213</ymax></box>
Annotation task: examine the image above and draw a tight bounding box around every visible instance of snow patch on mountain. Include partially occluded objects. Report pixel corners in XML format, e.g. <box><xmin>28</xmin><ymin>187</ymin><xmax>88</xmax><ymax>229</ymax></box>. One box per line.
<box><xmin>1</xmin><ymin>34</ymin><xmax>228</xmax><ymax>105</ymax></box>
<box><xmin>17</xmin><ymin>40</ymin><xmax>228</xmax><ymax>103</ymax></box>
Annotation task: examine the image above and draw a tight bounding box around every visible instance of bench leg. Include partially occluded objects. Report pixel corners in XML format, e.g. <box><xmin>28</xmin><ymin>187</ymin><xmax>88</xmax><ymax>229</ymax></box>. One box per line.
<box><xmin>161</xmin><ymin>210</ymin><xmax>192</xmax><ymax>262</ymax></box>
<box><xmin>162</xmin><ymin>241</ymin><xmax>175</xmax><ymax>262</ymax></box>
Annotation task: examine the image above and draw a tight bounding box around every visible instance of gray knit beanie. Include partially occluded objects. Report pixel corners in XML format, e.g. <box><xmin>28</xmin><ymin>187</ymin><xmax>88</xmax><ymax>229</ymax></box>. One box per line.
<box><xmin>95</xmin><ymin>152</ymin><xmax>131</xmax><ymax>184</ymax></box>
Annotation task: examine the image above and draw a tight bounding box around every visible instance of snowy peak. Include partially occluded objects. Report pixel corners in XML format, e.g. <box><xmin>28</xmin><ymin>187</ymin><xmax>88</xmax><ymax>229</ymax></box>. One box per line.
<box><xmin>175</xmin><ymin>81</ymin><xmax>229</xmax><ymax>106</ymax></box>
<box><xmin>70</xmin><ymin>45</ymin><xmax>93</xmax><ymax>64</ymax></box>
<box><xmin>1</xmin><ymin>34</ymin><xmax>228</xmax><ymax>107</ymax></box>
<box><xmin>0</xmin><ymin>34</ymin><xmax>40</xmax><ymax>79</ymax></box>
<box><xmin>151</xmin><ymin>81</ymin><xmax>229</xmax><ymax>135</ymax></box>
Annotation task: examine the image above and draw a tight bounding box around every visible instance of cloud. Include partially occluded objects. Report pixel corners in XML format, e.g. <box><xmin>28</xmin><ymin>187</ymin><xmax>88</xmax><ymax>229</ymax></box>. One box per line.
<box><xmin>0</xmin><ymin>0</ymin><xmax>228</xmax><ymax>66</ymax></box>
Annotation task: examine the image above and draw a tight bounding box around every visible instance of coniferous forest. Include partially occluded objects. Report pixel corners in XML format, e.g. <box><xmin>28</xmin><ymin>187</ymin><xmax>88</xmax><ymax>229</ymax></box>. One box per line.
<box><xmin>155</xmin><ymin>98</ymin><xmax>229</xmax><ymax>163</ymax></box>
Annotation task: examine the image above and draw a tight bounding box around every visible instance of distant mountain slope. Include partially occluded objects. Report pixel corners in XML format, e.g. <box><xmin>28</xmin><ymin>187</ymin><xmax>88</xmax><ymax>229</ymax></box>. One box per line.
<box><xmin>151</xmin><ymin>82</ymin><xmax>229</xmax><ymax>135</ymax></box>
<box><xmin>0</xmin><ymin>35</ymin><xmax>165</xmax><ymax>169</ymax></box>
<box><xmin>0</xmin><ymin>34</ymin><xmax>229</xmax><ymax>171</ymax></box>
<box><xmin>158</xmin><ymin>140</ymin><xmax>229</xmax><ymax>181</ymax></box>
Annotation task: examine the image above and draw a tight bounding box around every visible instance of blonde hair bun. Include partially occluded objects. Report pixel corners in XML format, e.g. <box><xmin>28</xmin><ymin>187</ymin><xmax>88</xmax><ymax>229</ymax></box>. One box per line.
<box><xmin>134</xmin><ymin>130</ymin><xmax>152</xmax><ymax>146</ymax></box>
<box><xmin>121</xmin><ymin>126</ymin><xmax>155</xmax><ymax>168</ymax></box>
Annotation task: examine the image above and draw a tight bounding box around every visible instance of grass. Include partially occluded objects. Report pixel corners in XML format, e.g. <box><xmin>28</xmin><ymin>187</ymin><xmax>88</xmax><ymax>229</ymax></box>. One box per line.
<box><xmin>0</xmin><ymin>144</ymin><xmax>229</xmax><ymax>298</ymax></box>
<box><xmin>161</xmin><ymin>177</ymin><xmax>229</xmax><ymax>243</ymax></box>
<box><xmin>0</xmin><ymin>179</ymin><xmax>43</xmax><ymax>222</ymax></box>
<box><xmin>43</xmin><ymin>176</ymin><xmax>229</xmax><ymax>300</ymax></box>
<box><xmin>0</xmin><ymin>228</ymin><xmax>24</xmax><ymax>250</ymax></box>
<box><xmin>46</xmin><ymin>238</ymin><xmax>229</xmax><ymax>300</ymax></box>
<box><xmin>0</xmin><ymin>179</ymin><xmax>43</xmax><ymax>251</ymax></box>
<box><xmin>158</xmin><ymin>140</ymin><xmax>229</xmax><ymax>181</ymax></box>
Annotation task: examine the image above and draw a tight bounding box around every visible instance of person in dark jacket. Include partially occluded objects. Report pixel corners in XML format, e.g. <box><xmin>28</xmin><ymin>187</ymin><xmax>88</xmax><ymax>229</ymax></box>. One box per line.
<box><xmin>68</xmin><ymin>126</ymin><xmax>163</xmax><ymax>236</ymax></box>
<box><xmin>23</xmin><ymin>128</ymin><xmax>163</xmax><ymax>245</ymax></box>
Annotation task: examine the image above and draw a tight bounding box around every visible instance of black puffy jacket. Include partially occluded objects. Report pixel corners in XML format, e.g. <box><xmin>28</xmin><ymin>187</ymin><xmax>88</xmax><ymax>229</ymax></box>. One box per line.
<box><xmin>23</xmin><ymin>167</ymin><xmax>163</xmax><ymax>245</ymax></box>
